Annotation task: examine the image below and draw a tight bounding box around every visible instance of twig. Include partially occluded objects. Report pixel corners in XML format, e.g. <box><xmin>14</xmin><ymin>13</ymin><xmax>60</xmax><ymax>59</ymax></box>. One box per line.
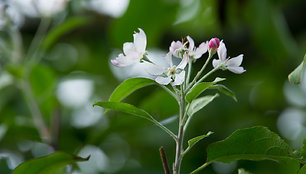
<box><xmin>159</xmin><ymin>146</ymin><xmax>171</xmax><ymax>174</ymax></box>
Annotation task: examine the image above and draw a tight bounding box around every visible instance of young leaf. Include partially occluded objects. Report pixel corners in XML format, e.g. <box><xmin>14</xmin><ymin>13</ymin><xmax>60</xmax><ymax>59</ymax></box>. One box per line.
<box><xmin>210</xmin><ymin>84</ymin><xmax>237</xmax><ymax>101</ymax></box>
<box><xmin>288</xmin><ymin>54</ymin><xmax>306</xmax><ymax>85</ymax></box>
<box><xmin>109</xmin><ymin>77</ymin><xmax>156</xmax><ymax>102</ymax></box>
<box><xmin>13</xmin><ymin>152</ymin><xmax>89</xmax><ymax>174</ymax></box>
<box><xmin>184</xmin><ymin>131</ymin><xmax>214</xmax><ymax>155</ymax></box>
<box><xmin>187</xmin><ymin>94</ymin><xmax>219</xmax><ymax>117</ymax></box>
<box><xmin>42</xmin><ymin>16</ymin><xmax>90</xmax><ymax>50</ymax></box>
<box><xmin>188</xmin><ymin>131</ymin><xmax>214</xmax><ymax>149</ymax></box>
<box><xmin>186</xmin><ymin>77</ymin><xmax>225</xmax><ymax>103</ymax></box>
<box><xmin>191</xmin><ymin>126</ymin><xmax>301</xmax><ymax>174</ymax></box>
<box><xmin>94</xmin><ymin>101</ymin><xmax>153</xmax><ymax>120</ymax></box>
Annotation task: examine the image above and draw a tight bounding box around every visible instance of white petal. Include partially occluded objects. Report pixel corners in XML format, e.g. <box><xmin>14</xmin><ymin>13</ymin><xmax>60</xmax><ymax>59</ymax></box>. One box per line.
<box><xmin>212</xmin><ymin>59</ymin><xmax>221</xmax><ymax>68</ymax></box>
<box><xmin>217</xmin><ymin>41</ymin><xmax>227</xmax><ymax>61</ymax></box>
<box><xmin>111</xmin><ymin>52</ymin><xmax>140</xmax><ymax>67</ymax></box>
<box><xmin>145</xmin><ymin>63</ymin><xmax>165</xmax><ymax>76</ymax></box>
<box><xmin>172</xmin><ymin>71</ymin><xmax>185</xmax><ymax>86</ymax></box>
<box><xmin>133</xmin><ymin>28</ymin><xmax>147</xmax><ymax>54</ymax></box>
<box><xmin>169</xmin><ymin>41</ymin><xmax>182</xmax><ymax>52</ymax></box>
<box><xmin>227</xmin><ymin>66</ymin><xmax>246</xmax><ymax>74</ymax></box>
<box><xmin>187</xmin><ymin>36</ymin><xmax>194</xmax><ymax>51</ymax></box>
<box><xmin>155</xmin><ymin>76</ymin><xmax>172</xmax><ymax>85</ymax></box>
<box><xmin>192</xmin><ymin>41</ymin><xmax>208</xmax><ymax>59</ymax></box>
<box><xmin>177</xmin><ymin>53</ymin><xmax>188</xmax><ymax>69</ymax></box>
<box><xmin>123</xmin><ymin>42</ymin><xmax>136</xmax><ymax>55</ymax></box>
<box><xmin>227</xmin><ymin>54</ymin><xmax>243</xmax><ymax>67</ymax></box>
<box><xmin>164</xmin><ymin>52</ymin><xmax>173</xmax><ymax>67</ymax></box>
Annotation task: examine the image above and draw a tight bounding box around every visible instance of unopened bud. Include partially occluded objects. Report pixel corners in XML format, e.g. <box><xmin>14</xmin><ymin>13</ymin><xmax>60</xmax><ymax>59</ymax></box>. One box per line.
<box><xmin>208</xmin><ymin>38</ymin><xmax>220</xmax><ymax>51</ymax></box>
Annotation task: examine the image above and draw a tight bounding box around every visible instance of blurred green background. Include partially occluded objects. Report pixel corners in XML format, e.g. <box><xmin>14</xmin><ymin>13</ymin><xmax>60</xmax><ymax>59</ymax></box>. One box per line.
<box><xmin>0</xmin><ymin>0</ymin><xmax>305</xmax><ymax>173</ymax></box>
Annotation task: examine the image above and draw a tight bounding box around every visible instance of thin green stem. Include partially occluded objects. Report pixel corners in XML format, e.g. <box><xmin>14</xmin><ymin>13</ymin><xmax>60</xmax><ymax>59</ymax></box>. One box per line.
<box><xmin>160</xmin><ymin>85</ymin><xmax>179</xmax><ymax>102</ymax></box>
<box><xmin>150</xmin><ymin>117</ymin><xmax>177</xmax><ymax>141</ymax></box>
<box><xmin>10</xmin><ymin>26</ymin><xmax>23</xmax><ymax>64</ymax></box>
<box><xmin>185</xmin><ymin>60</ymin><xmax>192</xmax><ymax>88</ymax></box>
<box><xmin>194</xmin><ymin>67</ymin><xmax>219</xmax><ymax>87</ymax></box>
<box><xmin>173</xmin><ymin>85</ymin><xmax>185</xmax><ymax>174</ymax></box>
<box><xmin>26</xmin><ymin>17</ymin><xmax>51</xmax><ymax>66</ymax></box>
<box><xmin>20</xmin><ymin>80</ymin><xmax>50</xmax><ymax>143</ymax></box>
<box><xmin>190</xmin><ymin>162</ymin><xmax>210</xmax><ymax>174</ymax></box>
<box><xmin>185</xmin><ymin>54</ymin><xmax>213</xmax><ymax>93</ymax></box>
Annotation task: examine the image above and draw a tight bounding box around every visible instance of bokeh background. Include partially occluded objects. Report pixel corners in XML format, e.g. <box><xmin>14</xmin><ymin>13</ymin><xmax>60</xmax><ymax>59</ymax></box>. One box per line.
<box><xmin>0</xmin><ymin>0</ymin><xmax>305</xmax><ymax>173</ymax></box>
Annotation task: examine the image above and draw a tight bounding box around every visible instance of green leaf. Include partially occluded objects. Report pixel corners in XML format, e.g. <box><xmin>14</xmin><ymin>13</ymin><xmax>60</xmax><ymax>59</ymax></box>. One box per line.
<box><xmin>288</xmin><ymin>54</ymin><xmax>306</xmax><ymax>85</ymax></box>
<box><xmin>185</xmin><ymin>131</ymin><xmax>214</xmax><ymax>154</ymax></box>
<box><xmin>106</xmin><ymin>78</ymin><xmax>156</xmax><ymax>113</ymax></box>
<box><xmin>187</xmin><ymin>94</ymin><xmax>219</xmax><ymax>116</ymax></box>
<box><xmin>42</xmin><ymin>16</ymin><xmax>90</xmax><ymax>50</ymax></box>
<box><xmin>210</xmin><ymin>84</ymin><xmax>237</xmax><ymax>101</ymax></box>
<box><xmin>13</xmin><ymin>152</ymin><xmax>89</xmax><ymax>174</ymax></box>
<box><xmin>93</xmin><ymin>101</ymin><xmax>177</xmax><ymax>140</ymax></box>
<box><xmin>29</xmin><ymin>65</ymin><xmax>56</xmax><ymax>98</ymax></box>
<box><xmin>186</xmin><ymin>77</ymin><xmax>225</xmax><ymax>103</ymax></box>
<box><xmin>94</xmin><ymin>101</ymin><xmax>153</xmax><ymax>120</ymax></box>
<box><xmin>298</xmin><ymin>165</ymin><xmax>306</xmax><ymax>174</ymax></box>
<box><xmin>191</xmin><ymin>126</ymin><xmax>301</xmax><ymax>174</ymax></box>
<box><xmin>109</xmin><ymin>77</ymin><xmax>156</xmax><ymax>102</ymax></box>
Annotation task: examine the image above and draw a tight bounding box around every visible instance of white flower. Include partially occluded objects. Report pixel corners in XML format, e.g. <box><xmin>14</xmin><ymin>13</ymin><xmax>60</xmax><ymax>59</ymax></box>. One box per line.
<box><xmin>147</xmin><ymin>53</ymin><xmax>188</xmax><ymax>86</ymax></box>
<box><xmin>169</xmin><ymin>36</ymin><xmax>207</xmax><ymax>60</ymax></box>
<box><xmin>111</xmin><ymin>28</ymin><xmax>147</xmax><ymax>67</ymax></box>
<box><xmin>186</xmin><ymin>36</ymin><xmax>208</xmax><ymax>60</ymax></box>
<box><xmin>35</xmin><ymin>0</ymin><xmax>68</xmax><ymax>17</ymax></box>
<box><xmin>212</xmin><ymin>41</ymin><xmax>246</xmax><ymax>74</ymax></box>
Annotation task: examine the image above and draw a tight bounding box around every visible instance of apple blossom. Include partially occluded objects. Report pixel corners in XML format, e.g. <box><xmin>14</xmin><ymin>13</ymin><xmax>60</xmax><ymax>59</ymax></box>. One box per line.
<box><xmin>147</xmin><ymin>53</ymin><xmax>188</xmax><ymax>86</ymax></box>
<box><xmin>169</xmin><ymin>36</ymin><xmax>208</xmax><ymax>60</ymax></box>
<box><xmin>212</xmin><ymin>41</ymin><xmax>246</xmax><ymax>74</ymax></box>
<box><xmin>111</xmin><ymin>28</ymin><xmax>147</xmax><ymax>67</ymax></box>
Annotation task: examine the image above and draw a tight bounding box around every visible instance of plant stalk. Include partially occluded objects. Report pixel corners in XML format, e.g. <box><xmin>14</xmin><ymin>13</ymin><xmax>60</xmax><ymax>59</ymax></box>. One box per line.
<box><xmin>173</xmin><ymin>87</ymin><xmax>185</xmax><ymax>174</ymax></box>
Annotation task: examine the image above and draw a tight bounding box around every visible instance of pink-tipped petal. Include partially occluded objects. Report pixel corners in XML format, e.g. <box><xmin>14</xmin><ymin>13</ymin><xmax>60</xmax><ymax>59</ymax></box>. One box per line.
<box><xmin>111</xmin><ymin>59</ymin><xmax>120</xmax><ymax>66</ymax></box>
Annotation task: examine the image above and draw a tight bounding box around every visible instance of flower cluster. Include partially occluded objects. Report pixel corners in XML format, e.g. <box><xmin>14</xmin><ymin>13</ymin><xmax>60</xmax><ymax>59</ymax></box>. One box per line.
<box><xmin>111</xmin><ymin>28</ymin><xmax>245</xmax><ymax>86</ymax></box>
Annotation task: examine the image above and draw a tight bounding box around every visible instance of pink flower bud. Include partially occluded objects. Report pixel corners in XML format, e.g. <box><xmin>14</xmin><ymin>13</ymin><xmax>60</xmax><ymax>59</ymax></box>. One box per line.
<box><xmin>208</xmin><ymin>38</ymin><xmax>220</xmax><ymax>51</ymax></box>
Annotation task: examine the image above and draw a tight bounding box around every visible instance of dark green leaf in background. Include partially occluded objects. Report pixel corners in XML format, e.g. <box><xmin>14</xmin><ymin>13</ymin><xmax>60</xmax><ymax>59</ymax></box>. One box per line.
<box><xmin>13</xmin><ymin>152</ymin><xmax>89</xmax><ymax>174</ymax></box>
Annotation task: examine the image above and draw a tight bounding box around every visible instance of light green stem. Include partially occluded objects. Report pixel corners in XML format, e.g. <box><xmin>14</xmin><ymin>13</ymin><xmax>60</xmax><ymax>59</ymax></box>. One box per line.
<box><xmin>185</xmin><ymin>54</ymin><xmax>212</xmax><ymax>93</ymax></box>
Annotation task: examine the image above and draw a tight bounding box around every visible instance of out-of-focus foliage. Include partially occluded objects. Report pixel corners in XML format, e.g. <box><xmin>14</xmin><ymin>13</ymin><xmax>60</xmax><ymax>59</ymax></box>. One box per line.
<box><xmin>0</xmin><ymin>0</ymin><xmax>305</xmax><ymax>173</ymax></box>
